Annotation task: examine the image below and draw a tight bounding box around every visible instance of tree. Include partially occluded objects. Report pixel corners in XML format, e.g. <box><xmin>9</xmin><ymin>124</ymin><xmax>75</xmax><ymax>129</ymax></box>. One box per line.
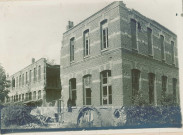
<box><xmin>0</xmin><ymin>64</ymin><xmax>10</xmax><ymax>104</ymax></box>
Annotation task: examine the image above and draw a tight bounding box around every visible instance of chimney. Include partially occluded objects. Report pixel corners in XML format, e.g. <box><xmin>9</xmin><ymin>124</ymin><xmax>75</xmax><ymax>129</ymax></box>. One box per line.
<box><xmin>66</xmin><ymin>21</ymin><xmax>74</xmax><ymax>30</ymax></box>
<box><xmin>32</xmin><ymin>58</ymin><xmax>35</xmax><ymax>64</ymax></box>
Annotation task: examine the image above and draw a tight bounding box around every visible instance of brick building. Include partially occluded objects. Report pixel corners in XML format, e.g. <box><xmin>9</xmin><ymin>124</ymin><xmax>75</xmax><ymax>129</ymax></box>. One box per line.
<box><xmin>5</xmin><ymin>58</ymin><xmax>61</xmax><ymax>106</ymax></box>
<box><xmin>60</xmin><ymin>1</ymin><xmax>179</xmax><ymax>109</ymax></box>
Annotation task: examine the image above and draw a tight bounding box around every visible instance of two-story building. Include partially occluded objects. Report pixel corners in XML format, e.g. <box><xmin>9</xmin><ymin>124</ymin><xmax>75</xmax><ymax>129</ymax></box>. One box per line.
<box><xmin>60</xmin><ymin>1</ymin><xmax>179</xmax><ymax>109</ymax></box>
<box><xmin>5</xmin><ymin>58</ymin><xmax>61</xmax><ymax>106</ymax></box>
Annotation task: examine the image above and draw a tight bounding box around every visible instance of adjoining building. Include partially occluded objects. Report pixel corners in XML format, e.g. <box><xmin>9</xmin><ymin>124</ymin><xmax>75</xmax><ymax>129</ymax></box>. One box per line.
<box><xmin>5</xmin><ymin>58</ymin><xmax>61</xmax><ymax>107</ymax></box>
<box><xmin>60</xmin><ymin>1</ymin><xmax>179</xmax><ymax>109</ymax></box>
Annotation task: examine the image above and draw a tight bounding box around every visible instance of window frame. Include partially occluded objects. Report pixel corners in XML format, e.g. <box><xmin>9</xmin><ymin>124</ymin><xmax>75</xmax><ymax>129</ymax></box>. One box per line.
<box><xmin>69</xmin><ymin>78</ymin><xmax>77</xmax><ymax>106</ymax></box>
<box><xmin>148</xmin><ymin>73</ymin><xmax>155</xmax><ymax>104</ymax></box>
<box><xmin>101</xmin><ymin>19</ymin><xmax>109</xmax><ymax>50</ymax></box>
<box><xmin>83</xmin><ymin>75</ymin><xmax>92</xmax><ymax>105</ymax></box>
<box><xmin>70</xmin><ymin>37</ymin><xmax>75</xmax><ymax>62</ymax></box>
<box><xmin>100</xmin><ymin>70</ymin><xmax>112</xmax><ymax>105</ymax></box>
<box><xmin>83</xmin><ymin>29</ymin><xmax>90</xmax><ymax>57</ymax></box>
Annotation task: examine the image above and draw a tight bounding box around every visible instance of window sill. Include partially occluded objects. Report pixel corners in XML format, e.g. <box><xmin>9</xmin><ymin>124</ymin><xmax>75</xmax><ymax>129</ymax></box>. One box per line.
<box><xmin>84</xmin><ymin>55</ymin><xmax>90</xmax><ymax>59</ymax></box>
<box><xmin>101</xmin><ymin>48</ymin><xmax>109</xmax><ymax>53</ymax></box>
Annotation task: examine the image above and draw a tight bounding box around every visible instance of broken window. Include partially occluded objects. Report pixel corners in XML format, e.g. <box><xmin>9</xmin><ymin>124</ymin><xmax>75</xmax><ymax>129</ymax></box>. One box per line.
<box><xmin>131</xmin><ymin>69</ymin><xmax>140</xmax><ymax>103</ymax></box>
<box><xmin>70</xmin><ymin>37</ymin><xmax>75</xmax><ymax>62</ymax></box>
<box><xmin>162</xmin><ymin>76</ymin><xmax>167</xmax><ymax>100</ymax></box>
<box><xmin>172</xmin><ymin>78</ymin><xmax>177</xmax><ymax>103</ymax></box>
<box><xmin>130</xmin><ymin>19</ymin><xmax>137</xmax><ymax>50</ymax></box>
<box><xmin>147</xmin><ymin>27</ymin><xmax>153</xmax><ymax>56</ymax></box>
<box><xmin>84</xmin><ymin>29</ymin><xmax>90</xmax><ymax>56</ymax></box>
<box><xmin>171</xmin><ymin>41</ymin><xmax>175</xmax><ymax>64</ymax></box>
<box><xmin>83</xmin><ymin>75</ymin><xmax>92</xmax><ymax>105</ymax></box>
<box><xmin>101</xmin><ymin>19</ymin><xmax>108</xmax><ymax>49</ymax></box>
<box><xmin>148</xmin><ymin>73</ymin><xmax>155</xmax><ymax>104</ymax></box>
<box><xmin>101</xmin><ymin>70</ymin><xmax>112</xmax><ymax>105</ymax></box>
<box><xmin>69</xmin><ymin>78</ymin><xmax>77</xmax><ymax>106</ymax></box>
<box><xmin>160</xmin><ymin>35</ymin><xmax>165</xmax><ymax>61</ymax></box>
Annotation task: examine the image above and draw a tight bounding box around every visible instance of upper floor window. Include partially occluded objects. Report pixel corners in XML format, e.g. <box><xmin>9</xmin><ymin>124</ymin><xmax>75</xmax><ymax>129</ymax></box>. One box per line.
<box><xmin>16</xmin><ymin>77</ymin><xmax>18</xmax><ymax>87</ymax></box>
<box><xmin>160</xmin><ymin>35</ymin><xmax>165</xmax><ymax>61</ymax></box>
<box><xmin>38</xmin><ymin>90</ymin><xmax>41</xmax><ymax>99</ymax></box>
<box><xmin>130</xmin><ymin>19</ymin><xmax>137</xmax><ymax>50</ymax></box>
<box><xmin>100</xmin><ymin>70</ymin><xmax>112</xmax><ymax>105</ymax></box>
<box><xmin>101</xmin><ymin>19</ymin><xmax>108</xmax><ymax>49</ymax></box>
<box><xmin>162</xmin><ymin>76</ymin><xmax>167</xmax><ymax>99</ymax></box>
<box><xmin>19</xmin><ymin>75</ymin><xmax>21</xmax><ymax>87</ymax></box>
<box><xmin>131</xmin><ymin>69</ymin><xmax>140</xmax><ymax>103</ymax></box>
<box><xmin>70</xmin><ymin>37</ymin><xmax>75</xmax><ymax>62</ymax></box>
<box><xmin>147</xmin><ymin>27</ymin><xmax>153</xmax><ymax>56</ymax></box>
<box><xmin>22</xmin><ymin>74</ymin><xmax>24</xmax><ymax>86</ymax></box>
<box><xmin>26</xmin><ymin>72</ymin><xmax>28</xmax><ymax>84</ymax></box>
<box><xmin>83</xmin><ymin>75</ymin><xmax>92</xmax><ymax>105</ymax></box>
<box><xmin>171</xmin><ymin>41</ymin><xmax>175</xmax><ymax>64</ymax></box>
<box><xmin>29</xmin><ymin>70</ymin><xmax>32</xmax><ymax>83</ymax></box>
<box><xmin>83</xmin><ymin>30</ymin><xmax>90</xmax><ymax>56</ymax></box>
<box><xmin>34</xmin><ymin>67</ymin><xmax>37</xmax><ymax>82</ymax></box>
<box><xmin>148</xmin><ymin>73</ymin><xmax>155</xmax><ymax>104</ymax></box>
<box><xmin>38</xmin><ymin>65</ymin><xmax>41</xmax><ymax>81</ymax></box>
<box><xmin>12</xmin><ymin>77</ymin><xmax>15</xmax><ymax>88</ymax></box>
<box><xmin>69</xmin><ymin>78</ymin><xmax>77</xmax><ymax>106</ymax></box>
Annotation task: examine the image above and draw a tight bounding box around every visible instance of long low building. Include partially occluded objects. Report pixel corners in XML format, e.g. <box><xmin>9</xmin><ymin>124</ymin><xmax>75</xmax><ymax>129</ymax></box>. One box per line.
<box><xmin>5</xmin><ymin>58</ymin><xmax>61</xmax><ymax>106</ymax></box>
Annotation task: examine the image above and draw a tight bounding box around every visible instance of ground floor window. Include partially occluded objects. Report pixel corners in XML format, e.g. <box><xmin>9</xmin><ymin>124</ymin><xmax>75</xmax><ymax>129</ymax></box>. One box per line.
<box><xmin>131</xmin><ymin>69</ymin><xmax>140</xmax><ymax>103</ymax></box>
<box><xmin>83</xmin><ymin>75</ymin><xmax>92</xmax><ymax>105</ymax></box>
<box><xmin>148</xmin><ymin>73</ymin><xmax>155</xmax><ymax>104</ymax></box>
<box><xmin>69</xmin><ymin>78</ymin><xmax>76</xmax><ymax>106</ymax></box>
<box><xmin>101</xmin><ymin>70</ymin><xmax>112</xmax><ymax>105</ymax></box>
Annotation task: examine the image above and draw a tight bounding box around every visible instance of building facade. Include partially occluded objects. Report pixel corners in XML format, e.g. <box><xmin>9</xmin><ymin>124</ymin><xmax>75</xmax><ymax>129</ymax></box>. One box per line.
<box><xmin>60</xmin><ymin>1</ymin><xmax>179</xmax><ymax>109</ymax></box>
<box><xmin>5</xmin><ymin>58</ymin><xmax>61</xmax><ymax>106</ymax></box>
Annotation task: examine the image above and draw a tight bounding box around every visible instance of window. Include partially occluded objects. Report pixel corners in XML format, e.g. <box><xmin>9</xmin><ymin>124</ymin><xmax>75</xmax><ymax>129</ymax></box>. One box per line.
<box><xmin>22</xmin><ymin>94</ymin><xmax>24</xmax><ymax>101</ymax></box>
<box><xmin>70</xmin><ymin>37</ymin><xmax>75</xmax><ymax>62</ymax></box>
<box><xmin>147</xmin><ymin>27</ymin><xmax>153</xmax><ymax>55</ymax></box>
<box><xmin>19</xmin><ymin>75</ymin><xmax>21</xmax><ymax>87</ymax></box>
<box><xmin>171</xmin><ymin>41</ymin><xmax>175</xmax><ymax>64</ymax></box>
<box><xmin>12</xmin><ymin>77</ymin><xmax>15</xmax><ymax>88</ymax></box>
<box><xmin>16</xmin><ymin>77</ymin><xmax>18</xmax><ymax>87</ymax></box>
<box><xmin>38</xmin><ymin>65</ymin><xmax>41</xmax><ymax>80</ymax></box>
<box><xmin>16</xmin><ymin>95</ymin><xmax>18</xmax><ymax>102</ymax></box>
<box><xmin>26</xmin><ymin>93</ymin><xmax>28</xmax><ymax>101</ymax></box>
<box><xmin>19</xmin><ymin>94</ymin><xmax>21</xmax><ymax>101</ymax></box>
<box><xmin>83</xmin><ymin>75</ymin><xmax>92</xmax><ymax>105</ymax></box>
<box><xmin>29</xmin><ymin>92</ymin><xmax>32</xmax><ymax>100</ymax></box>
<box><xmin>148</xmin><ymin>73</ymin><xmax>155</xmax><ymax>104</ymax></box>
<box><xmin>172</xmin><ymin>78</ymin><xmax>177</xmax><ymax>103</ymax></box>
<box><xmin>26</xmin><ymin>72</ymin><xmax>28</xmax><ymax>84</ymax></box>
<box><xmin>69</xmin><ymin>78</ymin><xmax>77</xmax><ymax>106</ymax></box>
<box><xmin>131</xmin><ymin>69</ymin><xmax>140</xmax><ymax>103</ymax></box>
<box><xmin>84</xmin><ymin>30</ymin><xmax>90</xmax><ymax>56</ymax></box>
<box><xmin>162</xmin><ymin>76</ymin><xmax>167</xmax><ymax>99</ymax></box>
<box><xmin>130</xmin><ymin>19</ymin><xmax>137</xmax><ymax>50</ymax></box>
<box><xmin>22</xmin><ymin>74</ymin><xmax>24</xmax><ymax>86</ymax></box>
<box><xmin>29</xmin><ymin>70</ymin><xmax>32</xmax><ymax>83</ymax></box>
<box><xmin>38</xmin><ymin>90</ymin><xmax>41</xmax><ymax>99</ymax></box>
<box><xmin>101</xmin><ymin>70</ymin><xmax>112</xmax><ymax>105</ymax></box>
<box><xmin>33</xmin><ymin>91</ymin><xmax>36</xmax><ymax>100</ymax></box>
<box><xmin>160</xmin><ymin>35</ymin><xmax>165</xmax><ymax>60</ymax></box>
<box><xmin>101</xmin><ymin>20</ymin><xmax>108</xmax><ymax>49</ymax></box>
<box><xmin>34</xmin><ymin>68</ymin><xmax>37</xmax><ymax>82</ymax></box>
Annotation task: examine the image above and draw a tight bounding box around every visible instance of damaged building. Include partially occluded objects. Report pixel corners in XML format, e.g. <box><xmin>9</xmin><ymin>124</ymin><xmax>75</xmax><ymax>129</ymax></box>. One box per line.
<box><xmin>60</xmin><ymin>1</ymin><xmax>179</xmax><ymax>109</ymax></box>
<box><xmin>5</xmin><ymin>58</ymin><xmax>61</xmax><ymax>107</ymax></box>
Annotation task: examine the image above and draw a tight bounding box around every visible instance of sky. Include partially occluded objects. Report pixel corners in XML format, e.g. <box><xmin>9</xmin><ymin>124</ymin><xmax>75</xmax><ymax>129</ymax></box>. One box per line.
<box><xmin>0</xmin><ymin>0</ymin><xmax>183</xmax><ymax>133</ymax></box>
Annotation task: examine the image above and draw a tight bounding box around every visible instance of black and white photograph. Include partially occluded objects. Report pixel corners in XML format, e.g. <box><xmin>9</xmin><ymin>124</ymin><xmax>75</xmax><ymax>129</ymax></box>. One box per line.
<box><xmin>0</xmin><ymin>0</ymin><xmax>183</xmax><ymax>134</ymax></box>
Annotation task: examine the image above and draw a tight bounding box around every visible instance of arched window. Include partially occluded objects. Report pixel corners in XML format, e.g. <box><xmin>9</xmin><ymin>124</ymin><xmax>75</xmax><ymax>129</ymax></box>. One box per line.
<box><xmin>100</xmin><ymin>19</ymin><xmax>108</xmax><ymax>49</ymax></box>
<box><xmin>83</xmin><ymin>75</ymin><xmax>92</xmax><ymax>105</ymax></box>
<box><xmin>70</xmin><ymin>37</ymin><xmax>75</xmax><ymax>62</ymax></box>
<box><xmin>100</xmin><ymin>70</ymin><xmax>112</xmax><ymax>105</ymax></box>
<box><xmin>83</xmin><ymin>29</ymin><xmax>90</xmax><ymax>56</ymax></box>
